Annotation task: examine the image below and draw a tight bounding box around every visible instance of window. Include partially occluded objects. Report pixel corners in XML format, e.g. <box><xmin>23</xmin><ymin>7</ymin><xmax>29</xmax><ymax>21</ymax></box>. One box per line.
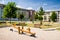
<box><xmin>44</xmin><ymin>16</ymin><xmax>47</xmax><ymax>20</ymax></box>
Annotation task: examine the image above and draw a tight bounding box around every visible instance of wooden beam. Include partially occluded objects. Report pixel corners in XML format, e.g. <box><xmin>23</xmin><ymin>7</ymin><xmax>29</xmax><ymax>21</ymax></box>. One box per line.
<box><xmin>18</xmin><ymin>27</ymin><xmax>20</xmax><ymax>34</ymax></box>
<box><xmin>12</xmin><ymin>24</ymin><xmax>36</xmax><ymax>36</ymax></box>
<box><xmin>20</xmin><ymin>29</ymin><xmax>35</xmax><ymax>35</ymax></box>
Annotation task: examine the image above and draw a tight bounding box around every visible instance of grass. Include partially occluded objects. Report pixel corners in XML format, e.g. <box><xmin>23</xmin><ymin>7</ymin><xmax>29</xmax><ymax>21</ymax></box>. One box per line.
<box><xmin>0</xmin><ymin>23</ymin><xmax>9</xmax><ymax>27</ymax></box>
<box><xmin>56</xmin><ymin>28</ymin><xmax>60</xmax><ymax>30</ymax></box>
<box><xmin>0</xmin><ymin>21</ymin><xmax>60</xmax><ymax>29</ymax></box>
<box><xmin>26</xmin><ymin>21</ymin><xmax>60</xmax><ymax>29</ymax></box>
<box><xmin>40</xmin><ymin>22</ymin><xmax>60</xmax><ymax>29</ymax></box>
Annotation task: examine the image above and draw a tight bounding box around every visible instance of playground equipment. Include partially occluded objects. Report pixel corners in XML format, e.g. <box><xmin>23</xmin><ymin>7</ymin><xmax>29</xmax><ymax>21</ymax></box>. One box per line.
<box><xmin>12</xmin><ymin>24</ymin><xmax>36</xmax><ymax>36</ymax></box>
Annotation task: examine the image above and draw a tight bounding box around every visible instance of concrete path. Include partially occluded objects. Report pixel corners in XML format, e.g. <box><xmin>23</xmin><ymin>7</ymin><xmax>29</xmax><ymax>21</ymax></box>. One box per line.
<box><xmin>0</xmin><ymin>27</ymin><xmax>60</xmax><ymax>40</ymax></box>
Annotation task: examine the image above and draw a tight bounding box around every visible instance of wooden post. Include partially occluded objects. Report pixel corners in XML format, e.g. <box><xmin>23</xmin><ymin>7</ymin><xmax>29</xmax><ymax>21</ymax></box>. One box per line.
<box><xmin>18</xmin><ymin>27</ymin><xmax>20</xmax><ymax>34</ymax></box>
<box><xmin>22</xmin><ymin>26</ymin><xmax>24</xmax><ymax>34</ymax></box>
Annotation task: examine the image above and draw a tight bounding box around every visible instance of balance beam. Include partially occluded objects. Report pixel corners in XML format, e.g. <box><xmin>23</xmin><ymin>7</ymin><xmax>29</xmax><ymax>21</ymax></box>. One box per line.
<box><xmin>12</xmin><ymin>24</ymin><xmax>36</xmax><ymax>36</ymax></box>
<box><xmin>20</xmin><ymin>29</ymin><xmax>35</xmax><ymax>36</ymax></box>
<box><xmin>12</xmin><ymin>24</ymin><xmax>18</xmax><ymax>29</ymax></box>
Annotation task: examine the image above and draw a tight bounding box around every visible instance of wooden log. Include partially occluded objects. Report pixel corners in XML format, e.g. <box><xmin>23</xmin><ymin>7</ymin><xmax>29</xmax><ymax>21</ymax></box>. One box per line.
<box><xmin>20</xmin><ymin>29</ymin><xmax>35</xmax><ymax>35</ymax></box>
<box><xmin>13</xmin><ymin>23</ymin><xmax>16</xmax><ymax>26</ymax></box>
<box><xmin>13</xmin><ymin>24</ymin><xmax>18</xmax><ymax>29</ymax></box>
<box><xmin>12</xmin><ymin>24</ymin><xmax>18</xmax><ymax>29</ymax></box>
<box><xmin>12</xmin><ymin>24</ymin><xmax>35</xmax><ymax>36</ymax></box>
<box><xmin>27</xmin><ymin>28</ymin><xmax>30</xmax><ymax>32</ymax></box>
<box><xmin>12</xmin><ymin>24</ymin><xmax>20</xmax><ymax>34</ymax></box>
<box><xmin>21</xmin><ymin>26</ymin><xmax>24</xmax><ymax>34</ymax></box>
<box><xmin>18</xmin><ymin>27</ymin><xmax>20</xmax><ymax>34</ymax></box>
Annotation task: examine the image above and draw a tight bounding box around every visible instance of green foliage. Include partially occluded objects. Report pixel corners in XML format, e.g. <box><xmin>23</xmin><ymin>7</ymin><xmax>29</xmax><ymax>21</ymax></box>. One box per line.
<box><xmin>38</xmin><ymin>16</ymin><xmax>43</xmax><ymax>21</ymax></box>
<box><xmin>34</xmin><ymin>12</ymin><xmax>38</xmax><ymax>20</ymax></box>
<box><xmin>38</xmin><ymin>7</ymin><xmax>45</xmax><ymax>15</ymax></box>
<box><xmin>30</xmin><ymin>17</ymin><xmax>32</xmax><ymax>21</ymax></box>
<box><xmin>50</xmin><ymin>11</ymin><xmax>57</xmax><ymax>22</ymax></box>
<box><xmin>34</xmin><ymin>7</ymin><xmax>44</xmax><ymax>21</ymax></box>
<box><xmin>18</xmin><ymin>13</ymin><xmax>24</xmax><ymax>21</ymax></box>
<box><xmin>3</xmin><ymin>2</ymin><xmax>17</xmax><ymax>18</ymax></box>
<box><xmin>38</xmin><ymin>7</ymin><xmax>44</xmax><ymax>21</ymax></box>
<box><xmin>35</xmin><ymin>7</ymin><xmax>44</xmax><ymax>25</ymax></box>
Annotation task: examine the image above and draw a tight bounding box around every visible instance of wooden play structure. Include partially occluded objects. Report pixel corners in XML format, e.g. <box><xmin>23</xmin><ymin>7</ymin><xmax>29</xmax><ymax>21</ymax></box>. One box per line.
<box><xmin>12</xmin><ymin>23</ymin><xmax>36</xmax><ymax>36</ymax></box>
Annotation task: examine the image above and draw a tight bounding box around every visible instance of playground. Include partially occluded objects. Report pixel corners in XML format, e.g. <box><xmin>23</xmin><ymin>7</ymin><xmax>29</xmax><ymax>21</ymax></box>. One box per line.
<box><xmin>0</xmin><ymin>0</ymin><xmax>60</xmax><ymax>40</ymax></box>
<box><xmin>0</xmin><ymin>27</ymin><xmax>60</xmax><ymax>40</ymax></box>
<box><xmin>0</xmin><ymin>21</ymin><xmax>60</xmax><ymax>40</ymax></box>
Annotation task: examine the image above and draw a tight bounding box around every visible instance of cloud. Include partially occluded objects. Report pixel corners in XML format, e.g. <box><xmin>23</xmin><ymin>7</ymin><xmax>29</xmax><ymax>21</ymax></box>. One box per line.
<box><xmin>26</xmin><ymin>7</ymin><xmax>33</xmax><ymax>10</ymax></box>
<box><xmin>16</xmin><ymin>5</ymin><xmax>23</xmax><ymax>8</ymax></box>
<box><xmin>0</xmin><ymin>0</ymin><xmax>5</xmax><ymax>4</ymax></box>
<box><xmin>43</xmin><ymin>3</ymin><xmax>47</xmax><ymax>6</ymax></box>
<box><xmin>16</xmin><ymin>5</ymin><xmax>33</xmax><ymax>10</ymax></box>
<box><xmin>45</xmin><ymin>9</ymin><xmax>60</xmax><ymax>12</ymax></box>
<box><xmin>45</xmin><ymin>10</ymin><xmax>54</xmax><ymax>12</ymax></box>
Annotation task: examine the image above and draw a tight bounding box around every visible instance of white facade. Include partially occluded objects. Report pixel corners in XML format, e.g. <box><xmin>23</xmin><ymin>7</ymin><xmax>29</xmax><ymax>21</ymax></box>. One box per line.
<box><xmin>0</xmin><ymin>4</ymin><xmax>4</xmax><ymax>19</ymax></box>
<box><xmin>17</xmin><ymin>10</ymin><xmax>30</xmax><ymax>20</ymax></box>
<box><xmin>0</xmin><ymin>4</ymin><xmax>35</xmax><ymax>21</ymax></box>
<box><xmin>0</xmin><ymin>7</ymin><xmax>2</xmax><ymax>18</ymax></box>
<box><xmin>43</xmin><ymin>11</ymin><xmax>60</xmax><ymax>22</ymax></box>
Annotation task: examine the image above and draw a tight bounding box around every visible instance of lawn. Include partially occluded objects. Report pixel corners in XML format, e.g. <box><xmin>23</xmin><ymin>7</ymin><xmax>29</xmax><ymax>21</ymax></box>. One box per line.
<box><xmin>40</xmin><ymin>22</ymin><xmax>60</xmax><ymax>29</ymax></box>
<box><xmin>0</xmin><ymin>21</ymin><xmax>60</xmax><ymax>29</ymax></box>
<box><xmin>26</xmin><ymin>21</ymin><xmax>60</xmax><ymax>29</ymax></box>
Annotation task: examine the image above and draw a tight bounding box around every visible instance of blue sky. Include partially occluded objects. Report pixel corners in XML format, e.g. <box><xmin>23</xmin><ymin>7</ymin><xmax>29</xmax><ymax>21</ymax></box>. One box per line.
<box><xmin>0</xmin><ymin>0</ymin><xmax>60</xmax><ymax>11</ymax></box>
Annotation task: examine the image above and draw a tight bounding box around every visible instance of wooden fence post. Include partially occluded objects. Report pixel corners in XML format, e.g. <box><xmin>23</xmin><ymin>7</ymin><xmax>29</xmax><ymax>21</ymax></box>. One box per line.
<box><xmin>22</xmin><ymin>26</ymin><xmax>24</xmax><ymax>34</ymax></box>
<box><xmin>18</xmin><ymin>27</ymin><xmax>20</xmax><ymax>34</ymax></box>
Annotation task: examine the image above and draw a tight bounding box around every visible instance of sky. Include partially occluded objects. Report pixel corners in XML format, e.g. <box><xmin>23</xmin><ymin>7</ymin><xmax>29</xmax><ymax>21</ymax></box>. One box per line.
<box><xmin>0</xmin><ymin>0</ymin><xmax>60</xmax><ymax>11</ymax></box>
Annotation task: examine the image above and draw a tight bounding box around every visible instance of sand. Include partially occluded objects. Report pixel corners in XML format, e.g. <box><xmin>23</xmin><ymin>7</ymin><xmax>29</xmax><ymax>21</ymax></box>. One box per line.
<box><xmin>0</xmin><ymin>27</ymin><xmax>60</xmax><ymax>40</ymax></box>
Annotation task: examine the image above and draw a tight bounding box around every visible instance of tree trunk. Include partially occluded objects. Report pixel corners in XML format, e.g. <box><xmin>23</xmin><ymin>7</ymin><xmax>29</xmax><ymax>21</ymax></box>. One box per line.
<box><xmin>32</xmin><ymin>20</ymin><xmax>34</xmax><ymax>24</ymax></box>
<box><xmin>40</xmin><ymin>20</ymin><xmax>42</xmax><ymax>28</ymax></box>
<box><xmin>18</xmin><ymin>18</ymin><xmax>19</xmax><ymax>21</ymax></box>
<box><xmin>40</xmin><ymin>20</ymin><xmax>42</xmax><ymax>25</ymax></box>
<box><xmin>10</xmin><ymin>18</ymin><xmax>11</xmax><ymax>24</ymax></box>
<box><xmin>21</xmin><ymin>19</ymin><xmax>24</xmax><ymax>34</ymax></box>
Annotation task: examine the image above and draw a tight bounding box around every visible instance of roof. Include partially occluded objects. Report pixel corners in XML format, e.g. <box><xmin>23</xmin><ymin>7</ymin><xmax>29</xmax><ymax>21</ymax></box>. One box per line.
<box><xmin>0</xmin><ymin>4</ymin><xmax>35</xmax><ymax>11</ymax></box>
<box><xmin>0</xmin><ymin>4</ymin><xmax>5</xmax><ymax>6</ymax></box>
<box><xmin>45</xmin><ymin>10</ymin><xmax>60</xmax><ymax>13</ymax></box>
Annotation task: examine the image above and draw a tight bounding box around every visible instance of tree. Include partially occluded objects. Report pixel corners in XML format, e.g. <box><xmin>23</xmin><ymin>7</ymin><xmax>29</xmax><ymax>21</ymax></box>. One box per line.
<box><xmin>38</xmin><ymin>16</ymin><xmax>43</xmax><ymax>25</ymax></box>
<box><xmin>39</xmin><ymin>7</ymin><xmax>45</xmax><ymax>15</ymax></box>
<box><xmin>17</xmin><ymin>12</ymin><xmax>20</xmax><ymax>21</ymax></box>
<box><xmin>50</xmin><ymin>11</ymin><xmax>57</xmax><ymax>22</ymax></box>
<box><xmin>19</xmin><ymin>13</ymin><xmax>24</xmax><ymax>21</ymax></box>
<box><xmin>38</xmin><ymin>16</ymin><xmax>43</xmax><ymax>21</ymax></box>
<box><xmin>18</xmin><ymin>13</ymin><xmax>24</xmax><ymax>34</ymax></box>
<box><xmin>38</xmin><ymin>7</ymin><xmax>45</xmax><ymax>25</ymax></box>
<box><xmin>3</xmin><ymin>2</ymin><xmax>17</xmax><ymax>23</ymax></box>
<box><xmin>34</xmin><ymin>12</ymin><xmax>38</xmax><ymax>21</ymax></box>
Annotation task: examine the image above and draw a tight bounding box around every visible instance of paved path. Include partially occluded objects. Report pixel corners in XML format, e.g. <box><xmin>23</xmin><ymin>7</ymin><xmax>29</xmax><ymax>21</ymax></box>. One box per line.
<box><xmin>0</xmin><ymin>27</ymin><xmax>60</xmax><ymax>40</ymax></box>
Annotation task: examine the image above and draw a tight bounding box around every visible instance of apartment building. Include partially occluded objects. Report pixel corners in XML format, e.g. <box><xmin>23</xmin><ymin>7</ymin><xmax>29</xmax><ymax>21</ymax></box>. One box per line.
<box><xmin>0</xmin><ymin>4</ymin><xmax>35</xmax><ymax>21</ymax></box>
<box><xmin>43</xmin><ymin>11</ymin><xmax>60</xmax><ymax>22</ymax></box>
<box><xmin>0</xmin><ymin>4</ymin><xmax>4</xmax><ymax>18</ymax></box>
<box><xmin>1</xmin><ymin>4</ymin><xmax>60</xmax><ymax>22</ymax></box>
